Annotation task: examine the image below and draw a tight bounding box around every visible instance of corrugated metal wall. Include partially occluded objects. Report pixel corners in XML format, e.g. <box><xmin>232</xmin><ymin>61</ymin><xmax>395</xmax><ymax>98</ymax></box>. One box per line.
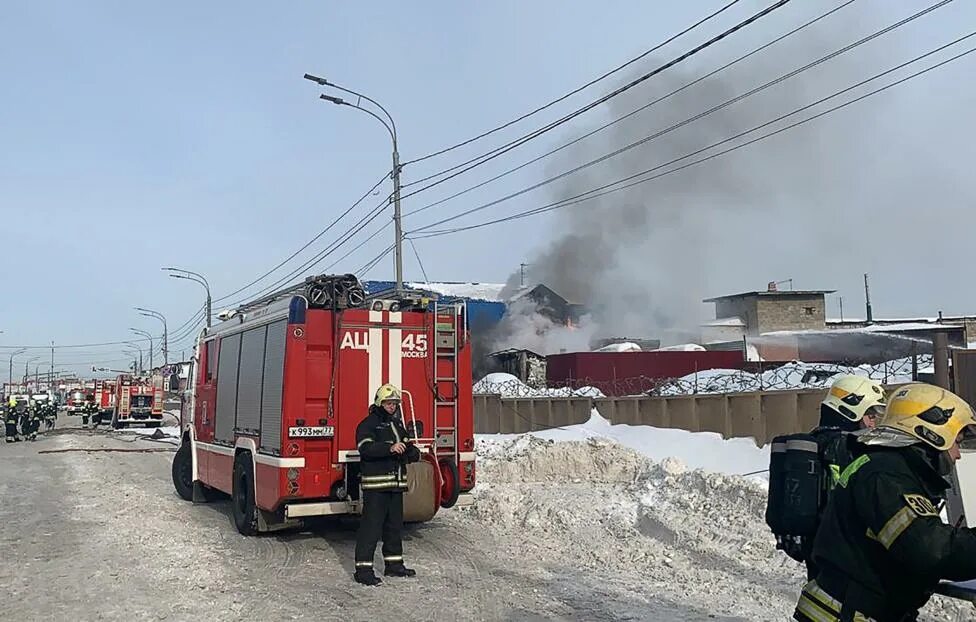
<box><xmin>473</xmin><ymin>389</ymin><xmax>829</xmax><ymax>446</ymax></box>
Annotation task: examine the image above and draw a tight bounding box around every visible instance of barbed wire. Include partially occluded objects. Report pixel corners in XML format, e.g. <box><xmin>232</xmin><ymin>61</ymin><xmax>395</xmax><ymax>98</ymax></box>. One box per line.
<box><xmin>474</xmin><ymin>356</ymin><xmax>934</xmax><ymax>398</ymax></box>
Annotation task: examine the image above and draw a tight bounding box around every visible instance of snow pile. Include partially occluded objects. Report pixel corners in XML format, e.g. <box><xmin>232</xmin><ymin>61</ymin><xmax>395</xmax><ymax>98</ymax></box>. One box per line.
<box><xmin>478</xmin><ymin>410</ymin><xmax>769</xmax><ymax>477</ymax></box>
<box><xmin>655</xmin><ymin>357</ymin><xmax>931</xmax><ymax>396</ymax></box>
<box><xmin>473</xmin><ymin>373</ymin><xmax>604</xmax><ymax>398</ymax></box>
<box><xmin>467</xmin><ymin>435</ymin><xmax>968</xmax><ymax>621</ymax></box>
<box><xmin>469</xmin><ymin>437</ymin><xmax>800</xmax><ymax>620</ymax></box>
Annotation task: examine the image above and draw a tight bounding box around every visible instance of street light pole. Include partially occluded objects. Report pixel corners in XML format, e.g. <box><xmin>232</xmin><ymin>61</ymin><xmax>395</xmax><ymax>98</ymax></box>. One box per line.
<box><xmin>129</xmin><ymin>328</ymin><xmax>154</xmax><ymax>370</ymax></box>
<box><xmin>8</xmin><ymin>348</ymin><xmax>26</xmax><ymax>391</ymax></box>
<box><xmin>135</xmin><ymin>307</ymin><xmax>168</xmax><ymax>365</ymax></box>
<box><xmin>162</xmin><ymin>267</ymin><xmax>212</xmax><ymax>329</ymax></box>
<box><xmin>304</xmin><ymin>73</ymin><xmax>403</xmax><ymax>292</ymax></box>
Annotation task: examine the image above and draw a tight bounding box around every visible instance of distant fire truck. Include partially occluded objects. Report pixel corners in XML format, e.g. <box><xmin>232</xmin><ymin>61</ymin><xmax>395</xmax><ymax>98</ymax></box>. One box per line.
<box><xmin>94</xmin><ymin>379</ymin><xmax>117</xmax><ymax>423</ymax></box>
<box><xmin>111</xmin><ymin>375</ymin><xmax>163</xmax><ymax>428</ymax></box>
<box><xmin>65</xmin><ymin>389</ymin><xmax>92</xmax><ymax>415</ymax></box>
<box><xmin>172</xmin><ymin>274</ymin><xmax>476</xmax><ymax>535</ymax></box>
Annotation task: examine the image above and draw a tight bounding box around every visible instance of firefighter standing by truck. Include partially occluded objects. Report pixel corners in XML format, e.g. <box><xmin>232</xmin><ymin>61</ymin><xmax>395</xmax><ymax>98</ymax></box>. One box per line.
<box><xmin>353</xmin><ymin>384</ymin><xmax>421</xmax><ymax>586</ymax></box>
<box><xmin>794</xmin><ymin>383</ymin><xmax>976</xmax><ymax>622</ymax></box>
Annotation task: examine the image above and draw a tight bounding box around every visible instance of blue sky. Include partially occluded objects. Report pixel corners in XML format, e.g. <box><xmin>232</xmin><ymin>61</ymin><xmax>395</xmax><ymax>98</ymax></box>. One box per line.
<box><xmin>3</xmin><ymin>1</ymin><xmax>975</xmax><ymax>376</ymax></box>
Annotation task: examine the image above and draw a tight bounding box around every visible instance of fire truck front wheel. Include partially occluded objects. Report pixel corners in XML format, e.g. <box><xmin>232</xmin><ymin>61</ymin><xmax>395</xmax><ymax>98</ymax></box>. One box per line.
<box><xmin>172</xmin><ymin>443</ymin><xmax>194</xmax><ymax>502</ymax></box>
<box><xmin>232</xmin><ymin>453</ymin><xmax>259</xmax><ymax>536</ymax></box>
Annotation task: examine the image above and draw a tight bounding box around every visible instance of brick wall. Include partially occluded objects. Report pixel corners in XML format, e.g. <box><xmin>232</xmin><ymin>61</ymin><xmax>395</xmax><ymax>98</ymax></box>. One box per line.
<box><xmin>756</xmin><ymin>295</ymin><xmax>826</xmax><ymax>333</ymax></box>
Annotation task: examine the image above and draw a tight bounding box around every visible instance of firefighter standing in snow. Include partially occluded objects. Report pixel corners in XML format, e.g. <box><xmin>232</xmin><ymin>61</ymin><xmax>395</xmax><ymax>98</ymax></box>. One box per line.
<box><xmin>794</xmin><ymin>383</ymin><xmax>976</xmax><ymax>622</ymax></box>
<box><xmin>767</xmin><ymin>375</ymin><xmax>886</xmax><ymax>580</ymax></box>
<box><xmin>354</xmin><ymin>384</ymin><xmax>421</xmax><ymax>586</ymax></box>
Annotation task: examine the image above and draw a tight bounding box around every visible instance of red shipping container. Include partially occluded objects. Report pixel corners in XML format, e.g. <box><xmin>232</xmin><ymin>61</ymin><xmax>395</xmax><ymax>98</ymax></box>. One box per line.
<box><xmin>546</xmin><ymin>351</ymin><xmax>746</xmax><ymax>396</ymax></box>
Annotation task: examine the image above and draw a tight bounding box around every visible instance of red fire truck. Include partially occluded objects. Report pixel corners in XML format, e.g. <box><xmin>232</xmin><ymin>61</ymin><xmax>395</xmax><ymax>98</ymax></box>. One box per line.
<box><xmin>65</xmin><ymin>388</ymin><xmax>90</xmax><ymax>414</ymax></box>
<box><xmin>171</xmin><ymin>274</ymin><xmax>476</xmax><ymax>534</ymax></box>
<box><xmin>95</xmin><ymin>379</ymin><xmax>116</xmax><ymax>418</ymax></box>
<box><xmin>111</xmin><ymin>375</ymin><xmax>163</xmax><ymax>428</ymax></box>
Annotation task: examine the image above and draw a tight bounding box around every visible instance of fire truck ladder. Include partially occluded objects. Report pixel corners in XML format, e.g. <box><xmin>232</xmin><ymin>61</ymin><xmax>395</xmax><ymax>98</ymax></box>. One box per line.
<box><xmin>432</xmin><ymin>301</ymin><xmax>463</xmax><ymax>463</ymax></box>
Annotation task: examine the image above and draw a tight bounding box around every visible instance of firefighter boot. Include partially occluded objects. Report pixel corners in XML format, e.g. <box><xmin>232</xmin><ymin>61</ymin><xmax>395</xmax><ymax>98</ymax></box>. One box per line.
<box><xmin>354</xmin><ymin>568</ymin><xmax>382</xmax><ymax>587</ymax></box>
<box><xmin>384</xmin><ymin>563</ymin><xmax>416</xmax><ymax>578</ymax></box>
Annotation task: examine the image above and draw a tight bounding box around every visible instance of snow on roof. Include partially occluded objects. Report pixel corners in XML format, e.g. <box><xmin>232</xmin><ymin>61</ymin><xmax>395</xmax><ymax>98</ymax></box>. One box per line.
<box><xmin>652</xmin><ymin>344</ymin><xmax>707</xmax><ymax>352</ymax></box>
<box><xmin>404</xmin><ymin>281</ymin><xmax>505</xmax><ymax>302</ymax></box>
<box><xmin>593</xmin><ymin>342</ymin><xmax>642</xmax><ymax>353</ymax></box>
<box><xmin>364</xmin><ymin>280</ymin><xmax>506</xmax><ymax>302</ymax></box>
<box><xmin>763</xmin><ymin>322</ymin><xmax>964</xmax><ymax>337</ymax></box>
<box><xmin>703</xmin><ymin>317</ymin><xmax>746</xmax><ymax>327</ymax></box>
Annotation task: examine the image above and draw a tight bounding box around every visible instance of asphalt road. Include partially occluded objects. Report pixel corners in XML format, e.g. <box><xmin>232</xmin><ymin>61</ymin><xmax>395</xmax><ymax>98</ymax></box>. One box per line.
<box><xmin>0</xmin><ymin>417</ymin><xmax>744</xmax><ymax>622</ymax></box>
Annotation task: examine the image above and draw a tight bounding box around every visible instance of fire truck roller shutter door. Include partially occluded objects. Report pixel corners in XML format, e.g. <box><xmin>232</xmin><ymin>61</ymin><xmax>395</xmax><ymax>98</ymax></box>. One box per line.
<box><xmin>259</xmin><ymin>320</ymin><xmax>287</xmax><ymax>453</ymax></box>
<box><xmin>236</xmin><ymin>326</ymin><xmax>267</xmax><ymax>435</ymax></box>
<box><xmin>214</xmin><ymin>333</ymin><xmax>242</xmax><ymax>444</ymax></box>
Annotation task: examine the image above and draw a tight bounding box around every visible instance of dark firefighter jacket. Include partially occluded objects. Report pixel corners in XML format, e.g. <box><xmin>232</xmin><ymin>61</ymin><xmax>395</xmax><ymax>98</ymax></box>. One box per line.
<box><xmin>798</xmin><ymin>442</ymin><xmax>976</xmax><ymax>621</ymax></box>
<box><xmin>355</xmin><ymin>405</ymin><xmax>421</xmax><ymax>492</ymax></box>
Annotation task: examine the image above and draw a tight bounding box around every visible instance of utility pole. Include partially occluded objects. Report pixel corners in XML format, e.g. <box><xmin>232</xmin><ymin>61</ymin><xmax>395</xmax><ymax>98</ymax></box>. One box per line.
<box><xmin>50</xmin><ymin>341</ymin><xmax>54</xmax><ymax>390</ymax></box>
<box><xmin>520</xmin><ymin>263</ymin><xmax>528</xmax><ymax>288</ymax></box>
<box><xmin>839</xmin><ymin>297</ymin><xmax>844</xmax><ymax>322</ymax></box>
<box><xmin>863</xmin><ymin>273</ymin><xmax>873</xmax><ymax>324</ymax></box>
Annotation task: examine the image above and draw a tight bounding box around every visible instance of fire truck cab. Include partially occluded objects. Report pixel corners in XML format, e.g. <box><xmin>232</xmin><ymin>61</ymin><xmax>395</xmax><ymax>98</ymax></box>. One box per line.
<box><xmin>111</xmin><ymin>375</ymin><xmax>163</xmax><ymax>428</ymax></box>
<box><xmin>65</xmin><ymin>389</ymin><xmax>89</xmax><ymax>414</ymax></box>
<box><xmin>172</xmin><ymin>274</ymin><xmax>476</xmax><ymax>534</ymax></box>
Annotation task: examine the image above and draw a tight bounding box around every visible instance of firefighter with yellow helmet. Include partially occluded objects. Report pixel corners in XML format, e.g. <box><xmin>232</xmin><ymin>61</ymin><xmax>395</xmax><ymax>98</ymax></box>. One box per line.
<box><xmin>353</xmin><ymin>383</ymin><xmax>421</xmax><ymax>586</ymax></box>
<box><xmin>794</xmin><ymin>383</ymin><xmax>976</xmax><ymax>621</ymax></box>
<box><xmin>767</xmin><ymin>375</ymin><xmax>886</xmax><ymax>576</ymax></box>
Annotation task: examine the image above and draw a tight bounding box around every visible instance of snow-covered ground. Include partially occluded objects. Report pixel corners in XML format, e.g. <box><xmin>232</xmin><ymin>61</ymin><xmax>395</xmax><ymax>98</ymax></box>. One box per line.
<box><xmin>471</xmin><ymin>419</ymin><xmax>968</xmax><ymax>620</ymax></box>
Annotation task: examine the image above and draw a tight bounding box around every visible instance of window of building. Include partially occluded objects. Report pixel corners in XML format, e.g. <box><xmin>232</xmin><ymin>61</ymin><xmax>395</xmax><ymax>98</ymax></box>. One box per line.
<box><xmin>804</xmin><ymin>306</ymin><xmax>815</xmax><ymax>316</ymax></box>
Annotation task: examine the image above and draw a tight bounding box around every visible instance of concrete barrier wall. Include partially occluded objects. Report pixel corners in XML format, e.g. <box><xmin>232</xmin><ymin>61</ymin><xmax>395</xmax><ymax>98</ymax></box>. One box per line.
<box><xmin>473</xmin><ymin>389</ymin><xmax>832</xmax><ymax>446</ymax></box>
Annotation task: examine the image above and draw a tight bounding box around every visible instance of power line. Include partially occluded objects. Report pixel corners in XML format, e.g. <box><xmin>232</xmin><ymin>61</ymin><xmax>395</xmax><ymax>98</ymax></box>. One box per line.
<box><xmin>211</xmin><ymin>171</ymin><xmax>391</xmax><ymax>305</ymax></box>
<box><xmin>401</xmin><ymin>0</ymin><xmax>745</xmax><ymax>167</ymax></box>
<box><xmin>324</xmin><ymin>222</ymin><xmax>393</xmax><ymax>273</ymax></box>
<box><xmin>398</xmin><ymin>0</ymin><xmax>795</xmax><ymax>197</ymax></box>
<box><xmin>407</xmin><ymin>238</ymin><xmax>431</xmax><ymax>284</ymax></box>
<box><xmin>356</xmin><ymin>244</ymin><xmax>396</xmax><ymax>277</ymax></box>
<box><xmin>410</xmin><ymin>33</ymin><xmax>976</xmax><ymax>239</ymax></box>
<box><xmin>407</xmin><ymin>1</ymin><xmax>958</xmax><ymax>235</ymax></box>
<box><xmin>229</xmin><ymin>195</ymin><xmax>393</xmax><ymax>307</ymax></box>
<box><xmin>404</xmin><ymin>0</ymin><xmax>860</xmax><ymax>219</ymax></box>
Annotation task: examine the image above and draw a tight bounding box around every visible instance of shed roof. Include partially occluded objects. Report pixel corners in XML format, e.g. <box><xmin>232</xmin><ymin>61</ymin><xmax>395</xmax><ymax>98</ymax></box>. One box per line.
<box><xmin>703</xmin><ymin>290</ymin><xmax>835</xmax><ymax>303</ymax></box>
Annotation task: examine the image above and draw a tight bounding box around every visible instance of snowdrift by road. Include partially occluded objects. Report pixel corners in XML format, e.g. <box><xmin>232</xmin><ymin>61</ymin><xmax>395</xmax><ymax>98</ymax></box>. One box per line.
<box><xmin>468</xmin><ymin>427</ymin><xmax>967</xmax><ymax>620</ymax></box>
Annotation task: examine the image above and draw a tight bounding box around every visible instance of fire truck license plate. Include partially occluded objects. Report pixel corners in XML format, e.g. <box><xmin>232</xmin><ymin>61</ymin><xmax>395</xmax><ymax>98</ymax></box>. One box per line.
<box><xmin>288</xmin><ymin>426</ymin><xmax>335</xmax><ymax>438</ymax></box>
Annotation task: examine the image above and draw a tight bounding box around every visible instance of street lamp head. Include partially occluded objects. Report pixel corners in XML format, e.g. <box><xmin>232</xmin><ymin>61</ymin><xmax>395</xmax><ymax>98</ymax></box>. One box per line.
<box><xmin>304</xmin><ymin>73</ymin><xmax>332</xmax><ymax>87</ymax></box>
<box><xmin>320</xmin><ymin>94</ymin><xmax>345</xmax><ymax>105</ymax></box>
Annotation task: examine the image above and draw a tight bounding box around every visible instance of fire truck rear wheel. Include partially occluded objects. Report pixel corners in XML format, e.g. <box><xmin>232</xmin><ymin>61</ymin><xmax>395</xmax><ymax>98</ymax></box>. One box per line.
<box><xmin>438</xmin><ymin>459</ymin><xmax>461</xmax><ymax>509</ymax></box>
<box><xmin>232</xmin><ymin>453</ymin><xmax>259</xmax><ymax>536</ymax></box>
<box><xmin>172</xmin><ymin>443</ymin><xmax>194</xmax><ymax>502</ymax></box>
